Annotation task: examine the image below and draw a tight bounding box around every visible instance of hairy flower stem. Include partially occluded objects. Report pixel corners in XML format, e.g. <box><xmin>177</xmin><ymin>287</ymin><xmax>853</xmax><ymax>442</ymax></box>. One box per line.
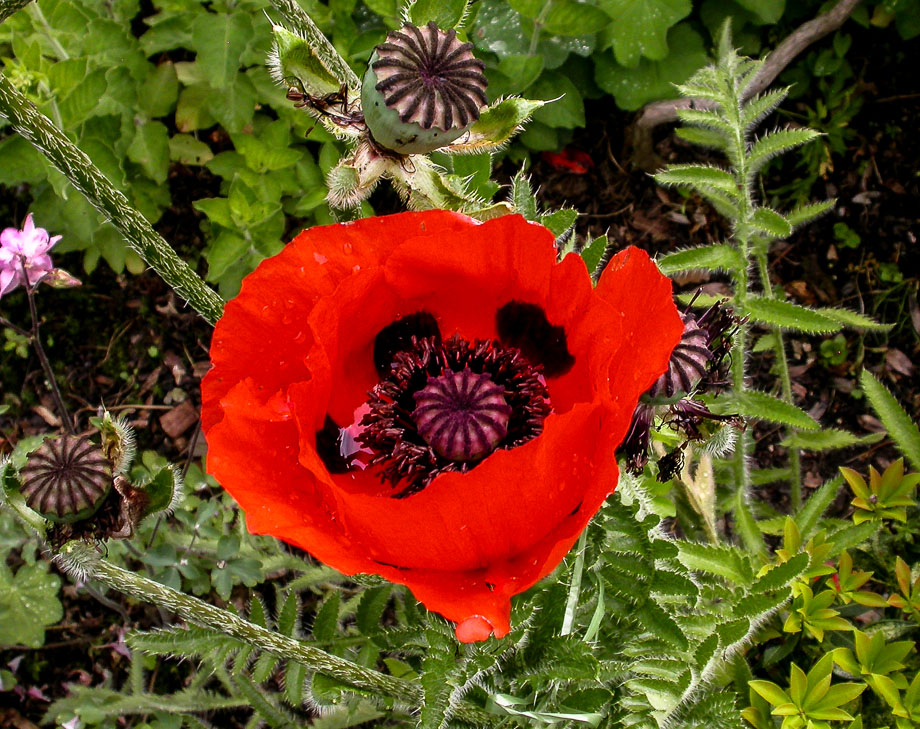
<box><xmin>55</xmin><ymin>541</ymin><xmax>498</xmax><ymax>727</ymax></box>
<box><xmin>560</xmin><ymin>529</ymin><xmax>588</xmax><ymax>636</ymax></box>
<box><xmin>0</xmin><ymin>0</ymin><xmax>31</xmax><ymax>23</ymax></box>
<box><xmin>723</xmin><ymin>55</ymin><xmax>765</xmax><ymax>558</ymax></box>
<box><xmin>0</xmin><ymin>74</ymin><xmax>225</xmax><ymax>325</ymax></box>
<box><xmin>22</xmin><ymin>265</ymin><xmax>75</xmax><ymax>434</ymax></box>
<box><xmin>755</xmin><ymin>250</ymin><xmax>803</xmax><ymax>509</ymax></box>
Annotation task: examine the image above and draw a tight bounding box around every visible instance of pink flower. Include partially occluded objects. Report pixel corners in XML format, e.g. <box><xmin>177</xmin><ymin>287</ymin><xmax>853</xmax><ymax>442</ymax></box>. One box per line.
<box><xmin>0</xmin><ymin>214</ymin><xmax>77</xmax><ymax>297</ymax></box>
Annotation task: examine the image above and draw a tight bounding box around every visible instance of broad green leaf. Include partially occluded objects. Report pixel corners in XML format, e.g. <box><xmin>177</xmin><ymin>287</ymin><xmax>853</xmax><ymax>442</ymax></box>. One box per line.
<box><xmin>749</xmin><ymin>680</ymin><xmax>791</xmax><ymax>708</ymax></box>
<box><xmin>734</xmin><ymin>0</ymin><xmax>785</xmax><ymax>23</ymax></box>
<box><xmin>205</xmin><ymin>231</ymin><xmax>249</xmax><ymax>282</ymax></box>
<box><xmin>127</xmin><ymin>121</ymin><xmax>170</xmax><ymax>184</ymax></box>
<box><xmin>595</xmin><ymin>24</ymin><xmax>709</xmax><ymax>111</ymax></box>
<box><xmin>0</xmin><ymin>562</ymin><xmax>63</xmax><ymax>648</ymax></box>
<box><xmin>860</xmin><ymin>369</ymin><xmax>920</xmax><ymax>468</ymax></box>
<box><xmin>207</xmin><ymin>74</ymin><xmax>257</xmax><ymax>133</ymax></box>
<box><xmin>168</xmin><ymin>134</ymin><xmax>214</xmax><ymax>166</ymax></box>
<box><xmin>0</xmin><ymin>136</ymin><xmax>47</xmax><ymax>185</ymax></box>
<box><xmin>408</xmin><ymin>0</ymin><xmax>469</xmax><ymax>28</ymax></box>
<box><xmin>657</xmin><ymin>243</ymin><xmax>743</xmax><ymax>275</ymax></box>
<box><xmin>531</xmin><ymin>72</ymin><xmax>585</xmax><ymax>128</ymax></box>
<box><xmin>543</xmin><ymin>0</ymin><xmax>611</xmax><ymax>36</ymax></box>
<box><xmin>597</xmin><ymin>0</ymin><xmax>692</xmax><ymax>66</ymax></box>
<box><xmin>745</xmin><ymin>296</ymin><xmax>842</xmax><ymax>333</ymax></box>
<box><xmin>723</xmin><ymin>390</ymin><xmax>820</xmax><ymax>430</ymax></box>
<box><xmin>57</xmin><ymin>68</ymin><xmax>108</xmax><ymax>127</ymax></box>
<box><xmin>816</xmin><ymin>308</ymin><xmax>892</xmax><ymax>332</ymax></box>
<box><xmin>750</xmin><ymin>207</ymin><xmax>793</xmax><ymax>239</ymax></box>
<box><xmin>139</xmin><ymin>61</ymin><xmax>179</xmax><ymax>119</ymax></box>
<box><xmin>176</xmin><ymin>83</ymin><xmax>217</xmax><ymax>132</ymax></box>
<box><xmin>541</xmin><ymin>208</ymin><xmax>578</xmax><ymax>236</ymax></box>
<box><xmin>783</xmin><ymin>428</ymin><xmax>884</xmax><ymax>452</ymax></box>
<box><xmin>190</xmin><ymin>12</ymin><xmax>252</xmax><ymax>90</ymax></box>
<box><xmin>496</xmin><ymin>54</ymin><xmax>545</xmax><ymax>94</ymax></box>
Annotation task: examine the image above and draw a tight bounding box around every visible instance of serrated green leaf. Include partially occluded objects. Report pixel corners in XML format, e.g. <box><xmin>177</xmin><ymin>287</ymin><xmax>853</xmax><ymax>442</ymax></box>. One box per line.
<box><xmin>655</xmin><ymin>164</ymin><xmax>738</xmax><ymax>194</ymax></box>
<box><xmin>139</xmin><ymin>61</ymin><xmax>179</xmax><ymax>119</ymax></box>
<box><xmin>677</xmin><ymin>542</ymin><xmax>753</xmax><ymax>585</ymax></box>
<box><xmin>312</xmin><ymin>592</ymin><xmax>340</xmax><ymax>641</ymax></box>
<box><xmin>277</xmin><ymin>590</ymin><xmax>300</xmax><ymax>637</ymax></box>
<box><xmin>860</xmin><ymin>370</ymin><xmax>920</xmax><ymax>468</ymax></box>
<box><xmin>782</xmin><ymin>428</ymin><xmax>884</xmax><ymax>451</ymax></box>
<box><xmin>634</xmin><ymin>601</ymin><xmax>688</xmax><ymax>651</ymax></box>
<box><xmin>816</xmin><ymin>308</ymin><xmax>892</xmax><ymax>332</ymax></box>
<box><xmin>657</xmin><ymin>243</ymin><xmax>743</xmax><ymax>275</ymax></box>
<box><xmin>541</xmin><ymin>208</ymin><xmax>578</xmax><ymax>237</ymax></box>
<box><xmin>355</xmin><ymin>585</ymin><xmax>393</xmax><ymax>635</ymax></box>
<box><xmin>745</xmin><ymin>296</ymin><xmax>842</xmax><ymax>333</ymax></box>
<box><xmin>754</xmin><ymin>553</ymin><xmax>810</xmax><ymax>592</ymax></box>
<box><xmin>511</xmin><ymin>170</ymin><xmax>539</xmax><ymax>221</ymax></box>
<box><xmin>724</xmin><ymin>390</ymin><xmax>819</xmax><ymax>429</ymax></box>
<box><xmin>127</xmin><ymin>121</ymin><xmax>170</xmax><ymax>184</ymax></box>
<box><xmin>750</xmin><ymin>207</ymin><xmax>793</xmax><ymax>238</ymax></box>
<box><xmin>795</xmin><ymin>476</ymin><xmax>842</xmax><ymax>539</ymax></box>
<box><xmin>169</xmin><ymin>134</ymin><xmax>214</xmax><ymax>166</ymax></box>
<box><xmin>741</xmin><ymin>88</ymin><xmax>789</xmax><ymax>129</ymax></box>
<box><xmin>748</xmin><ymin>128</ymin><xmax>821</xmax><ymax>174</ymax></box>
<box><xmin>581</xmin><ymin>235</ymin><xmax>607</xmax><ymax>277</ymax></box>
<box><xmin>675</xmin><ymin>107</ymin><xmax>734</xmax><ymax>137</ymax></box>
<box><xmin>787</xmin><ymin>199</ymin><xmax>835</xmax><ymax>228</ymax></box>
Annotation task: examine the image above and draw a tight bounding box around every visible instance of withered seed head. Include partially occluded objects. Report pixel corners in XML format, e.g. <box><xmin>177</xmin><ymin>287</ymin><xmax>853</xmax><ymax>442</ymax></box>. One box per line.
<box><xmin>20</xmin><ymin>435</ymin><xmax>112</xmax><ymax>523</ymax></box>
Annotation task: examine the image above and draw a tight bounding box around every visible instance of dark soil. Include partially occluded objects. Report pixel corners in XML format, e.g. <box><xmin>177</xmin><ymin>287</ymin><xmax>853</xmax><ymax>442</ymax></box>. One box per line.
<box><xmin>2</xmin><ymin>18</ymin><xmax>919</xmax><ymax>729</ymax></box>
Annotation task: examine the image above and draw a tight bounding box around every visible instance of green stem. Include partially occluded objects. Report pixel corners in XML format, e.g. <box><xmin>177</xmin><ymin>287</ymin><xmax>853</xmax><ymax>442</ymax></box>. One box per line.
<box><xmin>0</xmin><ymin>73</ymin><xmax>224</xmax><ymax>325</ymax></box>
<box><xmin>268</xmin><ymin>0</ymin><xmax>360</xmax><ymax>89</ymax></box>
<box><xmin>54</xmin><ymin>542</ymin><xmax>498</xmax><ymax>727</ymax></box>
<box><xmin>755</xmin><ymin>250</ymin><xmax>803</xmax><ymax>509</ymax></box>
<box><xmin>0</xmin><ymin>0</ymin><xmax>31</xmax><ymax>23</ymax></box>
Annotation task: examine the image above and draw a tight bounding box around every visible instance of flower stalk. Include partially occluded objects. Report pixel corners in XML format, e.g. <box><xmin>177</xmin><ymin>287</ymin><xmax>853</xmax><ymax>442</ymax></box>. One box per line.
<box><xmin>0</xmin><ymin>73</ymin><xmax>225</xmax><ymax>325</ymax></box>
<box><xmin>54</xmin><ymin>541</ymin><xmax>497</xmax><ymax>726</ymax></box>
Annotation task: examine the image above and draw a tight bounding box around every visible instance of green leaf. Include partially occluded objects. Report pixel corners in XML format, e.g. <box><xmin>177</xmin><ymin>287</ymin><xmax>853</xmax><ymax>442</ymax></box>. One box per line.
<box><xmin>543</xmin><ymin>0</ymin><xmax>612</xmax><ymax>35</ymax></box>
<box><xmin>176</xmin><ymin>83</ymin><xmax>217</xmax><ymax>132</ymax></box>
<box><xmin>745</xmin><ymin>296</ymin><xmax>842</xmax><ymax>333</ymax></box>
<box><xmin>657</xmin><ymin>243</ymin><xmax>743</xmax><ymax>275</ymax></box>
<box><xmin>655</xmin><ymin>163</ymin><xmax>738</xmax><ymax>194</ymax></box>
<box><xmin>782</xmin><ymin>428</ymin><xmax>883</xmax><ymax>452</ymax></box>
<box><xmin>138</xmin><ymin>61</ymin><xmax>179</xmax><ymax>119</ymax></box>
<box><xmin>453</xmin><ymin>97</ymin><xmax>546</xmax><ymax>152</ymax></box>
<box><xmin>496</xmin><ymin>55</ymin><xmax>545</xmax><ymax>94</ymax></box>
<box><xmin>677</xmin><ymin>542</ymin><xmax>753</xmax><ymax>585</ymax></box>
<box><xmin>597</xmin><ymin>0</ymin><xmax>692</xmax><ymax>66</ymax></box>
<box><xmin>408</xmin><ymin>0</ymin><xmax>469</xmax><ymax>28</ymax></box>
<box><xmin>541</xmin><ymin>208</ymin><xmax>578</xmax><ymax>236</ymax></box>
<box><xmin>748</xmin><ymin>128</ymin><xmax>821</xmax><ymax>174</ymax></box>
<box><xmin>795</xmin><ymin>476</ymin><xmax>842</xmax><ymax>538</ymax></box>
<box><xmin>740</xmin><ymin>88</ymin><xmax>789</xmax><ymax>129</ymax></box>
<box><xmin>581</xmin><ymin>235</ymin><xmax>607</xmax><ymax>276</ymax></box>
<box><xmin>750</xmin><ymin>680</ymin><xmax>791</xmax><ymax>708</ymax></box>
<box><xmin>355</xmin><ymin>585</ymin><xmax>392</xmax><ymax>634</ymax></box>
<box><xmin>205</xmin><ymin>231</ymin><xmax>250</xmax><ymax>282</ymax></box>
<box><xmin>0</xmin><ymin>136</ymin><xmax>47</xmax><ymax>185</ymax></box>
<box><xmin>312</xmin><ymin>592</ymin><xmax>341</xmax><ymax>641</ymax></box>
<box><xmin>511</xmin><ymin>170</ymin><xmax>539</xmax><ymax>221</ymax></box>
<box><xmin>635</xmin><ymin>600</ymin><xmax>688</xmax><ymax>650</ymax></box>
<box><xmin>127</xmin><ymin>121</ymin><xmax>170</xmax><ymax>184</ymax></box>
<box><xmin>816</xmin><ymin>308</ymin><xmax>892</xmax><ymax>332</ymax></box>
<box><xmin>724</xmin><ymin>390</ymin><xmax>820</xmax><ymax>430</ymax></box>
<box><xmin>734</xmin><ymin>0</ymin><xmax>785</xmax><ymax>23</ymax></box>
<box><xmin>594</xmin><ymin>23</ymin><xmax>708</xmax><ymax>110</ymax></box>
<box><xmin>207</xmin><ymin>74</ymin><xmax>257</xmax><ymax>133</ymax></box>
<box><xmin>531</xmin><ymin>72</ymin><xmax>585</xmax><ymax>129</ymax></box>
<box><xmin>190</xmin><ymin>12</ymin><xmax>252</xmax><ymax>90</ymax></box>
<box><xmin>168</xmin><ymin>134</ymin><xmax>214</xmax><ymax>166</ymax></box>
<box><xmin>787</xmin><ymin>199</ymin><xmax>835</xmax><ymax>228</ymax></box>
<box><xmin>750</xmin><ymin>207</ymin><xmax>793</xmax><ymax>239</ymax></box>
<box><xmin>860</xmin><ymin>370</ymin><xmax>920</xmax><ymax>468</ymax></box>
<box><xmin>0</xmin><ymin>562</ymin><xmax>63</xmax><ymax>648</ymax></box>
<box><xmin>753</xmin><ymin>553</ymin><xmax>809</xmax><ymax>592</ymax></box>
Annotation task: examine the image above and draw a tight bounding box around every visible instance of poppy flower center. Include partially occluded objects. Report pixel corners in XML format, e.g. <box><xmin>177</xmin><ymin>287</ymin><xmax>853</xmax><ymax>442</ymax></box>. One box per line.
<box><xmin>342</xmin><ymin>331</ymin><xmax>551</xmax><ymax>498</ymax></box>
<box><xmin>412</xmin><ymin>368</ymin><xmax>512</xmax><ymax>462</ymax></box>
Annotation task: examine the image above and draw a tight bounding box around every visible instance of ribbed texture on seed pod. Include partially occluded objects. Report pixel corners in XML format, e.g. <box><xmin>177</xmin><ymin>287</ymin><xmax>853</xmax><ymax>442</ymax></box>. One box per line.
<box><xmin>20</xmin><ymin>436</ymin><xmax>112</xmax><ymax>523</ymax></box>
<box><xmin>361</xmin><ymin>21</ymin><xmax>487</xmax><ymax>154</ymax></box>
<box><xmin>648</xmin><ymin>314</ymin><xmax>711</xmax><ymax>398</ymax></box>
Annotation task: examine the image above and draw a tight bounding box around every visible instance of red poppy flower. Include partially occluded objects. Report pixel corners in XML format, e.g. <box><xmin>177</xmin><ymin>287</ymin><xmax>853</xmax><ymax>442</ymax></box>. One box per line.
<box><xmin>201</xmin><ymin>211</ymin><xmax>681</xmax><ymax>641</ymax></box>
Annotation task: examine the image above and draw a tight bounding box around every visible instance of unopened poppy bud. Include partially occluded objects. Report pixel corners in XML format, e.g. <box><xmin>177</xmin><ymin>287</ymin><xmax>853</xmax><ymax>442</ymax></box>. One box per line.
<box><xmin>361</xmin><ymin>21</ymin><xmax>487</xmax><ymax>155</ymax></box>
<box><xmin>20</xmin><ymin>435</ymin><xmax>112</xmax><ymax>523</ymax></box>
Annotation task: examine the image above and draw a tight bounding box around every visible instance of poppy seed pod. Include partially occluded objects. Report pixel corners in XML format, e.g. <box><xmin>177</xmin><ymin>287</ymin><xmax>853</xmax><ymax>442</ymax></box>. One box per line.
<box><xmin>20</xmin><ymin>435</ymin><xmax>112</xmax><ymax>523</ymax></box>
<box><xmin>361</xmin><ymin>21</ymin><xmax>488</xmax><ymax>155</ymax></box>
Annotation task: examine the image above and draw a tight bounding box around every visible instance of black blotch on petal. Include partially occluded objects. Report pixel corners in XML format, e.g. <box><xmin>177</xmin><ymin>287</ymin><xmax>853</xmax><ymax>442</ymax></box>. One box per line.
<box><xmin>316</xmin><ymin>415</ymin><xmax>350</xmax><ymax>474</ymax></box>
<box><xmin>373</xmin><ymin>311</ymin><xmax>441</xmax><ymax>378</ymax></box>
<box><xmin>496</xmin><ymin>301</ymin><xmax>575</xmax><ymax>378</ymax></box>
